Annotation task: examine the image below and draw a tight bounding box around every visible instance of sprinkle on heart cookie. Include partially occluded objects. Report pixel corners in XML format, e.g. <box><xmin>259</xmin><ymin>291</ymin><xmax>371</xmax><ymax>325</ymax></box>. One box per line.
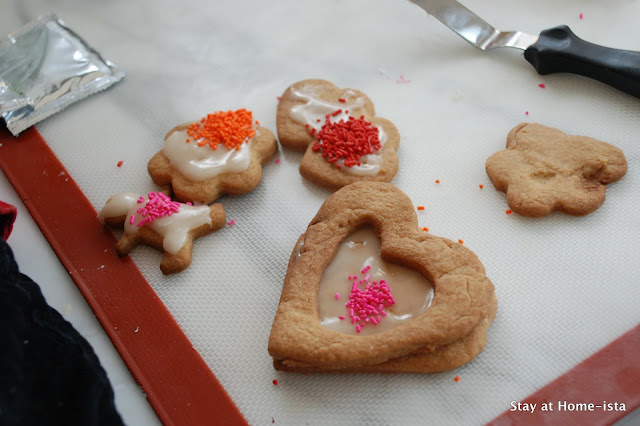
<box><xmin>147</xmin><ymin>109</ymin><xmax>278</xmax><ymax>204</ymax></box>
<box><xmin>486</xmin><ymin>123</ymin><xmax>627</xmax><ymax>217</ymax></box>
<box><xmin>268</xmin><ymin>182</ymin><xmax>496</xmax><ymax>373</ymax></box>
<box><xmin>277</xmin><ymin>79</ymin><xmax>400</xmax><ymax>191</ymax></box>
<box><xmin>98</xmin><ymin>191</ymin><xmax>226</xmax><ymax>274</ymax></box>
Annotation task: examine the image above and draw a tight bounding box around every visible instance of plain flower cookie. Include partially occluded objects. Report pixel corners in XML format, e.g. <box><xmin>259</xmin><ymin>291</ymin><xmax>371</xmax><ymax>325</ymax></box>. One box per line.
<box><xmin>276</xmin><ymin>79</ymin><xmax>400</xmax><ymax>191</ymax></box>
<box><xmin>98</xmin><ymin>191</ymin><xmax>226</xmax><ymax>274</ymax></box>
<box><xmin>268</xmin><ymin>182</ymin><xmax>496</xmax><ymax>373</ymax></box>
<box><xmin>486</xmin><ymin>123</ymin><xmax>627</xmax><ymax>217</ymax></box>
<box><xmin>147</xmin><ymin>109</ymin><xmax>277</xmax><ymax>204</ymax></box>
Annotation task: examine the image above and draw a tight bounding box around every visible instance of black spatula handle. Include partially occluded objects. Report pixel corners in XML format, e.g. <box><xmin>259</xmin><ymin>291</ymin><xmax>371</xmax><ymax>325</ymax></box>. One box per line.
<box><xmin>524</xmin><ymin>25</ymin><xmax>640</xmax><ymax>99</ymax></box>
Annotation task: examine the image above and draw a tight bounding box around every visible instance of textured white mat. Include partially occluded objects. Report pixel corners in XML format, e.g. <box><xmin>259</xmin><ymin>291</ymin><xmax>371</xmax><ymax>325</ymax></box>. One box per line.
<box><xmin>2</xmin><ymin>0</ymin><xmax>639</xmax><ymax>424</ymax></box>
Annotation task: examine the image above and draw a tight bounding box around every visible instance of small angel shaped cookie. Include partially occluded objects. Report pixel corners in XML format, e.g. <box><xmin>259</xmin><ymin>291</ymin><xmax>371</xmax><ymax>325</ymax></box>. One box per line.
<box><xmin>99</xmin><ymin>191</ymin><xmax>226</xmax><ymax>274</ymax></box>
<box><xmin>486</xmin><ymin>123</ymin><xmax>627</xmax><ymax>217</ymax></box>
<box><xmin>277</xmin><ymin>79</ymin><xmax>400</xmax><ymax>191</ymax></box>
<box><xmin>148</xmin><ymin>109</ymin><xmax>277</xmax><ymax>204</ymax></box>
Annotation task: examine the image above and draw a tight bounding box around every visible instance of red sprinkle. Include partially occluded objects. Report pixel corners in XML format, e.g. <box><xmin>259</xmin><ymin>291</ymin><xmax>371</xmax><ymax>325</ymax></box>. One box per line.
<box><xmin>338</xmin><ymin>98</ymin><xmax>346</xmax><ymax>103</ymax></box>
<box><xmin>312</xmin><ymin>111</ymin><xmax>381</xmax><ymax>169</ymax></box>
<box><xmin>506</xmin><ymin>210</ymin><xmax>513</xmax><ymax>215</ymax></box>
<box><xmin>275</xmin><ymin>158</ymin><xmax>280</xmax><ymax>164</ymax></box>
<box><xmin>117</xmin><ymin>160</ymin><xmax>123</xmax><ymax>167</ymax></box>
<box><xmin>454</xmin><ymin>376</ymin><xmax>461</xmax><ymax>382</ymax></box>
<box><xmin>272</xmin><ymin>379</ymin><xmax>278</xmax><ymax>386</ymax></box>
<box><xmin>479</xmin><ymin>184</ymin><xmax>484</xmax><ymax>189</ymax></box>
<box><xmin>538</xmin><ymin>83</ymin><xmax>546</xmax><ymax>88</ymax></box>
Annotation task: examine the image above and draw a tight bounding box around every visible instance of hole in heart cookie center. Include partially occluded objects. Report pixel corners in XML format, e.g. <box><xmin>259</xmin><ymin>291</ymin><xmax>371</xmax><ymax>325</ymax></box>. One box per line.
<box><xmin>317</xmin><ymin>227</ymin><xmax>434</xmax><ymax>336</ymax></box>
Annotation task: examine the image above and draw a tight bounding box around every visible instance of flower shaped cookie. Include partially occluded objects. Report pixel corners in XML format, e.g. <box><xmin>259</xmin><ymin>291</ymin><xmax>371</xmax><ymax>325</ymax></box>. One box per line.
<box><xmin>98</xmin><ymin>191</ymin><xmax>226</xmax><ymax>274</ymax></box>
<box><xmin>148</xmin><ymin>109</ymin><xmax>278</xmax><ymax>204</ymax></box>
<box><xmin>277</xmin><ymin>79</ymin><xmax>400</xmax><ymax>191</ymax></box>
<box><xmin>486</xmin><ymin>123</ymin><xmax>627</xmax><ymax>217</ymax></box>
<box><xmin>268</xmin><ymin>182</ymin><xmax>496</xmax><ymax>373</ymax></box>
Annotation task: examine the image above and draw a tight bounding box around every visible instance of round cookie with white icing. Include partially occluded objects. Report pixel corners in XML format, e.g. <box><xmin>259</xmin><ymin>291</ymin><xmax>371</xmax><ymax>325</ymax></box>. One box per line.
<box><xmin>268</xmin><ymin>182</ymin><xmax>497</xmax><ymax>373</ymax></box>
<box><xmin>148</xmin><ymin>109</ymin><xmax>278</xmax><ymax>204</ymax></box>
<box><xmin>98</xmin><ymin>191</ymin><xmax>226</xmax><ymax>275</ymax></box>
<box><xmin>277</xmin><ymin>79</ymin><xmax>400</xmax><ymax>191</ymax></box>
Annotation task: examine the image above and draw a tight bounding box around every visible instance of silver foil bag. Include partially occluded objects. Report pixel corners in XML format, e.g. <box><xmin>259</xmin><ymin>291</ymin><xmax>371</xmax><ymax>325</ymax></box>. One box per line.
<box><xmin>0</xmin><ymin>14</ymin><xmax>124</xmax><ymax>135</ymax></box>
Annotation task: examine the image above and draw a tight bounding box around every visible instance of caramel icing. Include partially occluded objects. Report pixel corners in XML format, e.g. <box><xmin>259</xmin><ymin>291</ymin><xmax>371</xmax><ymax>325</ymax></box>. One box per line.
<box><xmin>317</xmin><ymin>228</ymin><xmax>433</xmax><ymax>335</ymax></box>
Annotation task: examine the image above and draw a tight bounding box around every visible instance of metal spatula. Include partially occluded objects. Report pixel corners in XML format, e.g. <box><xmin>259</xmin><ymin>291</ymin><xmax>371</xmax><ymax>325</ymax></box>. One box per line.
<box><xmin>410</xmin><ymin>0</ymin><xmax>640</xmax><ymax>99</ymax></box>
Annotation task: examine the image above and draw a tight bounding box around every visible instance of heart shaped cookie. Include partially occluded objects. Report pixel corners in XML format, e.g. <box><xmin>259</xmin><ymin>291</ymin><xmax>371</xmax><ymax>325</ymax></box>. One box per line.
<box><xmin>486</xmin><ymin>123</ymin><xmax>628</xmax><ymax>217</ymax></box>
<box><xmin>148</xmin><ymin>109</ymin><xmax>278</xmax><ymax>204</ymax></box>
<box><xmin>268</xmin><ymin>182</ymin><xmax>496</xmax><ymax>373</ymax></box>
<box><xmin>277</xmin><ymin>79</ymin><xmax>400</xmax><ymax>191</ymax></box>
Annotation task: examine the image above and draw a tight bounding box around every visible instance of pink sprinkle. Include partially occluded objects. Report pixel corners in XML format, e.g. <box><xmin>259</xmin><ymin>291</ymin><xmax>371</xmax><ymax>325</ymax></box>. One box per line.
<box><xmin>129</xmin><ymin>215</ymin><xmax>135</xmax><ymax>225</ymax></box>
<box><xmin>339</xmin><ymin>315</ymin><xmax>345</xmax><ymax>320</ymax></box>
<box><xmin>186</xmin><ymin>202</ymin><xmax>193</xmax><ymax>206</ymax></box>
<box><xmin>579</xmin><ymin>12</ymin><xmax>583</xmax><ymax>19</ymax></box>
<box><xmin>525</xmin><ymin>111</ymin><xmax>529</xmax><ymax>115</ymax></box>
<box><xmin>132</xmin><ymin>192</ymin><xmax>181</xmax><ymax>227</ymax></box>
<box><xmin>343</xmin><ymin>271</ymin><xmax>395</xmax><ymax>332</ymax></box>
<box><xmin>228</xmin><ymin>219</ymin><xmax>236</xmax><ymax>226</ymax></box>
<box><xmin>117</xmin><ymin>160</ymin><xmax>123</xmax><ymax>167</ymax></box>
<box><xmin>396</xmin><ymin>75</ymin><xmax>411</xmax><ymax>84</ymax></box>
<box><xmin>361</xmin><ymin>265</ymin><xmax>371</xmax><ymax>274</ymax></box>
<box><xmin>538</xmin><ymin>83</ymin><xmax>546</xmax><ymax>88</ymax></box>
<box><xmin>275</xmin><ymin>158</ymin><xmax>280</xmax><ymax>164</ymax></box>
<box><xmin>335</xmin><ymin>293</ymin><xmax>340</xmax><ymax>300</ymax></box>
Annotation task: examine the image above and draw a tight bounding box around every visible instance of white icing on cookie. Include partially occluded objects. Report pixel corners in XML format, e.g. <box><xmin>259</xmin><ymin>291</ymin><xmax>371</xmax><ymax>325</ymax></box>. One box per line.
<box><xmin>162</xmin><ymin>128</ymin><xmax>252</xmax><ymax>181</ymax></box>
<box><xmin>290</xmin><ymin>85</ymin><xmax>364</xmax><ymax>132</ymax></box>
<box><xmin>98</xmin><ymin>192</ymin><xmax>212</xmax><ymax>254</ymax></box>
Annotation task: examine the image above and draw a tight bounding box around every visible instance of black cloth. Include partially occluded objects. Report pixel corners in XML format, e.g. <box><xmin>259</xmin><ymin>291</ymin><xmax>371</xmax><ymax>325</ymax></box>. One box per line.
<box><xmin>0</xmin><ymin>238</ymin><xmax>124</xmax><ymax>426</ymax></box>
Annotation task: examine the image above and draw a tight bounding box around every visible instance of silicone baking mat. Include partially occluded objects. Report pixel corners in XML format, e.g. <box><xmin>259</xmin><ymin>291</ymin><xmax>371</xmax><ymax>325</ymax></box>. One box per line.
<box><xmin>2</xmin><ymin>0</ymin><xmax>639</xmax><ymax>424</ymax></box>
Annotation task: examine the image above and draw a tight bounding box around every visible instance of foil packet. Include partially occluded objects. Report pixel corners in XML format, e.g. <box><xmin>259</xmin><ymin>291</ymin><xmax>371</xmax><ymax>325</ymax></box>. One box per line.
<box><xmin>0</xmin><ymin>14</ymin><xmax>124</xmax><ymax>136</ymax></box>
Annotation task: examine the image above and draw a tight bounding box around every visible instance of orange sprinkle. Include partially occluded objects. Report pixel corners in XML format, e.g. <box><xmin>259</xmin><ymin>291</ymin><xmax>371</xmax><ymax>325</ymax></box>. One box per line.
<box><xmin>417</xmin><ymin>206</ymin><xmax>425</xmax><ymax>211</ymax></box>
<box><xmin>479</xmin><ymin>184</ymin><xmax>483</xmax><ymax>189</ymax></box>
<box><xmin>506</xmin><ymin>209</ymin><xmax>513</xmax><ymax>215</ymax></box>
<box><xmin>422</xmin><ymin>227</ymin><xmax>429</xmax><ymax>232</ymax></box>
<box><xmin>435</xmin><ymin>180</ymin><xmax>440</xmax><ymax>184</ymax></box>
<box><xmin>454</xmin><ymin>376</ymin><xmax>460</xmax><ymax>382</ymax></box>
<box><xmin>458</xmin><ymin>239</ymin><xmax>464</xmax><ymax>244</ymax></box>
<box><xmin>187</xmin><ymin>109</ymin><xmax>256</xmax><ymax>151</ymax></box>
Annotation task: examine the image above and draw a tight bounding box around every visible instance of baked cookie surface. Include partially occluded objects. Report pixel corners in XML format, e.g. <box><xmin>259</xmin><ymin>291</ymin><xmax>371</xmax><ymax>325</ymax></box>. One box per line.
<box><xmin>268</xmin><ymin>182</ymin><xmax>496</xmax><ymax>373</ymax></box>
<box><xmin>486</xmin><ymin>123</ymin><xmax>627</xmax><ymax>217</ymax></box>
<box><xmin>277</xmin><ymin>79</ymin><xmax>400</xmax><ymax>191</ymax></box>
<box><xmin>98</xmin><ymin>191</ymin><xmax>226</xmax><ymax>274</ymax></box>
<box><xmin>148</xmin><ymin>109</ymin><xmax>277</xmax><ymax>204</ymax></box>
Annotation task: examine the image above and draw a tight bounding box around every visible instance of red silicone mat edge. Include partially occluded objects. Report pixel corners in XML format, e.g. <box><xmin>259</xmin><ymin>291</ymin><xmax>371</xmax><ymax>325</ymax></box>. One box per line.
<box><xmin>0</xmin><ymin>127</ymin><xmax>247</xmax><ymax>426</ymax></box>
<box><xmin>487</xmin><ymin>323</ymin><xmax>640</xmax><ymax>425</ymax></box>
